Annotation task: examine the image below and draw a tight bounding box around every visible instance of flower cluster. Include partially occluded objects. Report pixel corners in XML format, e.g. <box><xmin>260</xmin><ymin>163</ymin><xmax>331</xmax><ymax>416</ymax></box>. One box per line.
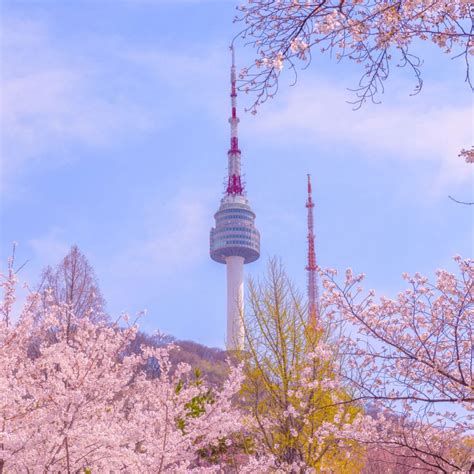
<box><xmin>237</xmin><ymin>1</ymin><xmax>473</xmax><ymax>111</ymax></box>
<box><xmin>320</xmin><ymin>256</ymin><xmax>473</xmax><ymax>471</ymax></box>
<box><xmin>1</xmin><ymin>253</ymin><xmax>472</xmax><ymax>472</ymax></box>
<box><xmin>0</xmin><ymin>271</ymin><xmax>257</xmax><ymax>472</ymax></box>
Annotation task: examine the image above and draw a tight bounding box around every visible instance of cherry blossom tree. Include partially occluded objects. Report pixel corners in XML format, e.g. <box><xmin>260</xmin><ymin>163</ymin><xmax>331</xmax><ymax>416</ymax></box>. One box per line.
<box><xmin>322</xmin><ymin>256</ymin><xmax>473</xmax><ymax>472</ymax></box>
<box><xmin>3</xmin><ymin>246</ymin><xmax>472</xmax><ymax>471</ymax></box>
<box><xmin>0</xmin><ymin>259</ymin><xmax>257</xmax><ymax>472</ymax></box>
<box><xmin>236</xmin><ymin>1</ymin><xmax>473</xmax><ymax>110</ymax></box>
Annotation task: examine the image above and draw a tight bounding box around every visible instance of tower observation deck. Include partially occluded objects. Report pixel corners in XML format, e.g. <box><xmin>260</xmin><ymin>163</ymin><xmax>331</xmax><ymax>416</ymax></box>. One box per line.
<box><xmin>210</xmin><ymin>46</ymin><xmax>260</xmax><ymax>351</ymax></box>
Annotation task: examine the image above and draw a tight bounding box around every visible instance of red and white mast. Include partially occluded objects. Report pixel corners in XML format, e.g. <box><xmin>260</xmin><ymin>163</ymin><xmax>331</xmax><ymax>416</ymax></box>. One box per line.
<box><xmin>306</xmin><ymin>174</ymin><xmax>319</xmax><ymax>325</ymax></box>
<box><xmin>227</xmin><ymin>45</ymin><xmax>243</xmax><ymax>196</ymax></box>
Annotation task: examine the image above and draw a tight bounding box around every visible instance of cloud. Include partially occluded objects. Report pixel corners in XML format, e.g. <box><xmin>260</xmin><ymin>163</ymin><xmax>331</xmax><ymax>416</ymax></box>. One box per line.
<box><xmin>250</xmin><ymin>77</ymin><xmax>473</xmax><ymax>193</ymax></box>
<box><xmin>113</xmin><ymin>188</ymin><xmax>214</xmax><ymax>277</ymax></box>
<box><xmin>124</xmin><ymin>46</ymin><xmax>227</xmax><ymax>106</ymax></box>
<box><xmin>0</xmin><ymin>17</ymin><xmax>156</xmax><ymax>189</ymax></box>
<box><xmin>0</xmin><ymin>15</ymin><xmax>231</xmax><ymax>194</ymax></box>
<box><xmin>28</xmin><ymin>227</ymin><xmax>71</xmax><ymax>270</ymax></box>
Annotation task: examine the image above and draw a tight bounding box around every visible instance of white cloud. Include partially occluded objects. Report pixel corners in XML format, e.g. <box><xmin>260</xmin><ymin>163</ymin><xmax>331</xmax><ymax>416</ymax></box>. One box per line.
<box><xmin>124</xmin><ymin>46</ymin><xmax>227</xmax><ymax>105</ymax></box>
<box><xmin>114</xmin><ymin>188</ymin><xmax>214</xmax><ymax>276</ymax></box>
<box><xmin>28</xmin><ymin>227</ymin><xmax>70</xmax><ymax>269</ymax></box>
<box><xmin>250</xmin><ymin>78</ymin><xmax>473</xmax><ymax>193</ymax></box>
<box><xmin>0</xmin><ymin>15</ymin><xmax>231</xmax><ymax>194</ymax></box>
<box><xmin>0</xmin><ymin>17</ymin><xmax>156</xmax><ymax>189</ymax></box>
<box><xmin>140</xmin><ymin>196</ymin><xmax>209</xmax><ymax>267</ymax></box>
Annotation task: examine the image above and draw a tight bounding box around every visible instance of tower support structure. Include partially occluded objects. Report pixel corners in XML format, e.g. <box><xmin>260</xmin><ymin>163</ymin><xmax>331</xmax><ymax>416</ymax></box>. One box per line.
<box><xmin>225</xmin><ymin>256</ymin><xmax>245</xmax><ymax>349</ymax></box>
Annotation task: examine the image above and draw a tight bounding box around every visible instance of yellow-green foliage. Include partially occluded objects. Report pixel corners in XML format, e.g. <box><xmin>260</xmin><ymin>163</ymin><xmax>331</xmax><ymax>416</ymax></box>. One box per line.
<box><xmin>240</xmin><ymin>259</ymin><xmax>364</xmax><ymax>472</ymax></box>
<box><xmin>448</xmin><ymin>436</ymin><xmax>474</xmax><ymax>471</ymax></box>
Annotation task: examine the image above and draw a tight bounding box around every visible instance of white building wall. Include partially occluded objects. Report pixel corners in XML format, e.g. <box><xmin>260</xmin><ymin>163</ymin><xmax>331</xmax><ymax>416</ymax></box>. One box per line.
<box><xmin>225</xmin><ymin>255</ymin><xmax>245</xmax><ymax>350</ymax></box>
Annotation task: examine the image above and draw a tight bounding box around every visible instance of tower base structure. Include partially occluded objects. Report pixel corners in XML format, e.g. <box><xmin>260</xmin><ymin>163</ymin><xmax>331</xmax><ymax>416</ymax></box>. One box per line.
<box><xmin>225</xmin><ymin>256</ymin><xmax>244</xmax><ymax>350</ymax></box>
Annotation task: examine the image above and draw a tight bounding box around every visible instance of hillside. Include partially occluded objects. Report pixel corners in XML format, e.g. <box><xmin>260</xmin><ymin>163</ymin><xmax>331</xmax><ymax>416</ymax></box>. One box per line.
<box><xmin>128</xmin><ymin>331</ymin><xmax>230</xmax><ymax>386</ymax></box>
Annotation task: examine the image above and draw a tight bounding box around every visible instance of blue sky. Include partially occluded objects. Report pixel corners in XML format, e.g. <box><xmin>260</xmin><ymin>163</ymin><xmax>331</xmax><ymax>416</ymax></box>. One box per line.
<box><xmin>1</xmin><ymin>0</ymin><xmax>473</xmax><ymax>348</ymax></box>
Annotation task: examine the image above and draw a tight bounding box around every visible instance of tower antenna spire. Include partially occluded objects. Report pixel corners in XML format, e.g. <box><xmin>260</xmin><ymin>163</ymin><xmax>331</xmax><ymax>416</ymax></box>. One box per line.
<box><xmin>306</xmin><ymin>174</ymin><xmax>320</xmax><ymax>325</ymax></box>
<box><xmin>227</xmin><ymin>44</ymin><xmax>243</xmax><ymax>195</ymax></box>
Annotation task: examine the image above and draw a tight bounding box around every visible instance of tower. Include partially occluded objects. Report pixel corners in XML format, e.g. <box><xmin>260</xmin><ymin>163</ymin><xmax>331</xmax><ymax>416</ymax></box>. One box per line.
<box><xmin>210</xmin><ymin>47</ymin><xmax>260</xmax><ymax>351</ymax></box>
<box><xmin>306</xmin><ymin>174</ymin><xmax>320</xmax><ymax>325</ymax></box>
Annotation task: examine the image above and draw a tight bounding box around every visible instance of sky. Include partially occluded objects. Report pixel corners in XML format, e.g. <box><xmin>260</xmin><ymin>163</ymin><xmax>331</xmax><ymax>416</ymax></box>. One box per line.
<box><xmin>1</xmin><ymin>0</ymin><xmax>473</xmax><ymax>348</ymax></box>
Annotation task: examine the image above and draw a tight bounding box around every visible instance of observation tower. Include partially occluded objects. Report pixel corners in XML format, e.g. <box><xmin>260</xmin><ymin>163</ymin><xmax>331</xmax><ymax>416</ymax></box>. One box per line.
<box><xmin>210</xmin><ymin>47</ymin><xmax>260</xmax><ymax>351</ymax></box>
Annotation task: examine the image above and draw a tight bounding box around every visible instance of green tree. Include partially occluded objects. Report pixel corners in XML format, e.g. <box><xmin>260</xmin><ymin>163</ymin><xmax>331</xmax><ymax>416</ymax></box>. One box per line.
<box><xmin>240</xmin><ymin>258</ymin><xmax>364</xmax><ymax>472</ymax></box>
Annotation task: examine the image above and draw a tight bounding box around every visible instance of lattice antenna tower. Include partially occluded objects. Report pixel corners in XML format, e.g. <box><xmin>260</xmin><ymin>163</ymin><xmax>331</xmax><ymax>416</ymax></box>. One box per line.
<box><xmin>306</xmin><ymin>174</ymin><xmax>320</xmax><ymax>325</ymax></box>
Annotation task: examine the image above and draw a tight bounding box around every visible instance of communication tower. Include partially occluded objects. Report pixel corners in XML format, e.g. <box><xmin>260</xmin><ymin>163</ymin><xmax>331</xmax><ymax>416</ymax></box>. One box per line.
<box><xmin>306</xmin><ymin>174</ymin><xmax>320</xmax><ymax>325</ymax></box>
<box><xmin>210</xmin><ymin>47</ymin><xmax>261</xmax><ymax>350</ymax></box>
